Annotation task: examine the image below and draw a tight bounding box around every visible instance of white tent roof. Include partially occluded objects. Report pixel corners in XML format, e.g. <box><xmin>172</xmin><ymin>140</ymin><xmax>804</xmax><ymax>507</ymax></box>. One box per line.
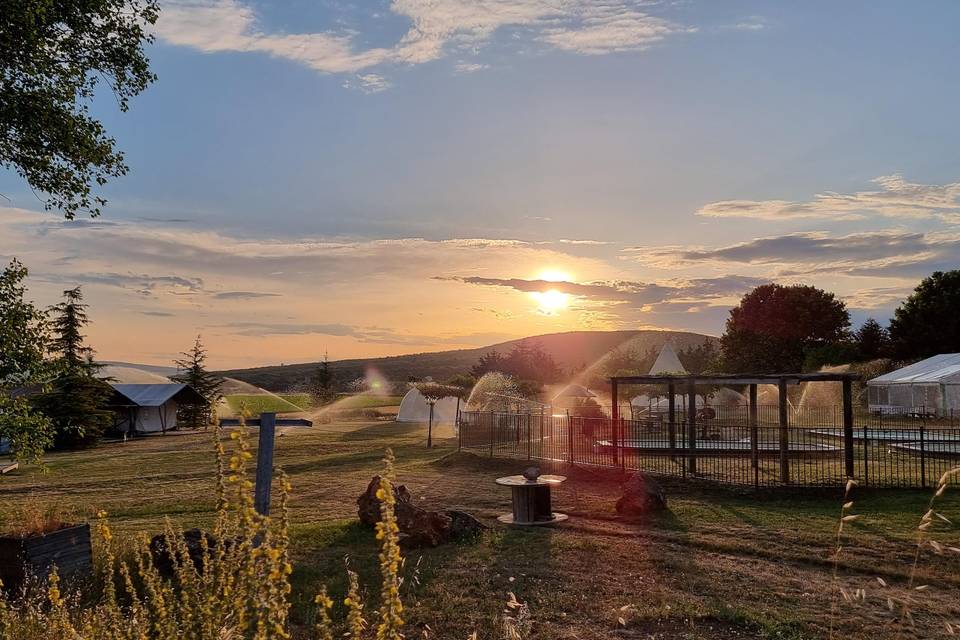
<box><xmin>868</xmin><ymin>354</ymin><xmax>960</xmax><ymax>385</ymax></box>
<box><xmin>649</xmin><ymin>343</ymin><xmax>686</xmax><ymax>375</ymax></box>
<box><xmin>110</xmin><ymin>383</ymin><xmax>204</xmax><ymax>407</ymax></box>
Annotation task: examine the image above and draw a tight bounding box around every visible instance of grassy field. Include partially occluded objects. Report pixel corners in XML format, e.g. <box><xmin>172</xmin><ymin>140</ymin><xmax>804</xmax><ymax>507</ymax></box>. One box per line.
<box><xmin>1</xmin><ymin>421</ymin><xmax>958</xmax><ymax>639</ymax></box>
<box><xmin>328</xmin><ymin>393</ymin><xmax>403</xmax><ymax>409</ymax></box>
<box><xmin>224</xmin><ymin>393</ymin><xmax>305</xmax><ymax>415</ymax></box>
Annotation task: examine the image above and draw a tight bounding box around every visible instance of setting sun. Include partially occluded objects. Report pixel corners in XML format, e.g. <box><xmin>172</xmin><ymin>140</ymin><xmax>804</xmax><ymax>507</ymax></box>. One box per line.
<box><xmin>531</xmin><ymin>287</ymin><xmax>570</xmax><ymax>314</ymax></box>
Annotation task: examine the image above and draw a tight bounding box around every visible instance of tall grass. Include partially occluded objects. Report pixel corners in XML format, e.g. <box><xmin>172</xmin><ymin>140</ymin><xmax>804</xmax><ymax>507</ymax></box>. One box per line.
<box><xmin>0</xmin><ymin>429</ymin><xmax>529</xmax><ymax>639</ymax></box>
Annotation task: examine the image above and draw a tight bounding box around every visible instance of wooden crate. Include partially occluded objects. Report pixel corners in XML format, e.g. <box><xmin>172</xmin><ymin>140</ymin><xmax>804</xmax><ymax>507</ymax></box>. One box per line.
<box><xmin>0</xmin><ymin>523</ymin><xmax>93</xmax><ymax>592</ymax></box>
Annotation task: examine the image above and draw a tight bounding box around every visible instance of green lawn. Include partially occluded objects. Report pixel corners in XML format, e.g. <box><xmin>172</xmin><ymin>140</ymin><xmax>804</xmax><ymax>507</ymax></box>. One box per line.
<box><xmin>328</xmin><ymin>393</ymin><xmax>403</xmax><ymax>409</ymax></box>
<box><xmin>224</xmin><ymin>393</ymin><xmax>305</xmax><ymax>415</ymax></box>
<box><xmin>1</xmin><ymin>421</ymin><xmax>958</xmax><ymax>639</ymax></box>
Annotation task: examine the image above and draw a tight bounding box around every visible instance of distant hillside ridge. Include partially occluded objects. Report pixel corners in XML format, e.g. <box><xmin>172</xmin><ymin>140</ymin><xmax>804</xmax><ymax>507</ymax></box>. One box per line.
<box><xmin>216</xmin><ymin>330</ymin><xmax>717</xmax><ymax>392</ymax></box>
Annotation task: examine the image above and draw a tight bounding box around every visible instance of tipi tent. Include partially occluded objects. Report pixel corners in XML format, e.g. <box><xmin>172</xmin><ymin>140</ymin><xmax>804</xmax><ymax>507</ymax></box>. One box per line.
<box><xmin>396</xmin><ymin>388</ymin><xmax>461</xmax><ymax>424</ymax></box>
<box><xmin>649</xmin><ymin>342</ymin><xmax>686</xmax><ymax>375</ymax></box>
<box><xmin>867</xmin><ymin>353</ymin><xmax>960</xmax><ymax>416</ymax></box>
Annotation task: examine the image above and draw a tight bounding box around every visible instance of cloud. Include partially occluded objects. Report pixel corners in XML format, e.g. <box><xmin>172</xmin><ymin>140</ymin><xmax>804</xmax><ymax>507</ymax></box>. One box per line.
<box><xmin>141</xmin><ymin>310</ymin><xmax>176</xmax><ymax>317</ymax></box>
<box><xmin>454</xmin><ymin>62</ymin><xmax>489</xmax><ymax>73</ymax></box>
<box><xmin>696</xmin><ymin>175</ymin><xmax>960</xmax><ymax>222</ymax></box>
<box><xmin>447</xmin><ymin>273</ymin><xmax>766</xmax><ymax>310</ymax></box>
<box><xmin>212</xmin><ymin>291</ymin><xmax>282</xmax><ymax>300</ymax></box>
<box><xmin>539</xmin><ymin>4</ymin><xmax>693</xmax><ymax>55</ymax></box>
<box><xmin>626</xmin><ymin>230</ymin><xmax>960</xmax><ymax>280</ymax></box>
<box><xmin>155</xmin><ymin>1</ymin><xmax>693</xmax><ymax>84</ymax></box>
<box><xmin>343</xmin><ymin>73</ymin><xmax>392</xmax><ymax>93</ymax></box>
<box><xmin>36</xmin><ymin>272</ymin><xmax>205</xmax><ymax>297</ymax></box>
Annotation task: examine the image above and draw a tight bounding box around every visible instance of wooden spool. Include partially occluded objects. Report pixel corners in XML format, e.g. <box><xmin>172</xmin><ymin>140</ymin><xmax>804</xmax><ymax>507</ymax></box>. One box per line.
<box><xmin>495</xmin><ymin>474</ymin><xmax>568</xmax><ymax>526</ymax></box>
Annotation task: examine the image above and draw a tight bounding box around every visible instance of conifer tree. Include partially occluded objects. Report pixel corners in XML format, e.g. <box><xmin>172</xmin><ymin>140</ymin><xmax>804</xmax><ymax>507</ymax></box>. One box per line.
<box><xmin>172</xmin><ymin>335</ymin><xmax>223</xmax><ymax>428</ymax></box>
<box><xmin>310</xmin><ymin>353</ymin><xmax>335</xmax><ymax>407</ymax></box>
<box><xmin>34</xmin><ymin>287</ymin><xmax>113</xmax><ymax>448</ymax></box>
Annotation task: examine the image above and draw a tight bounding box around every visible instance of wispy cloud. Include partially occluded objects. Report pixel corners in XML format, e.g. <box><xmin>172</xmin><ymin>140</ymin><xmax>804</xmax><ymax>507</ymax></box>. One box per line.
<box><xmin>697</xmin><ymin>175</ymin><xmax>960</xmax><ymax>222</ymax></box>
<box><xmin>625</xmin><ymin>230</ymin><xmax>960</xmax><ymax>278</ymax></box>
<box><xmin>343</xmin><ymin>73</ymin><xmax>392</xmax><ymax>93</ymax></box>
<box><xmin>155</xmin><ymin>1</ymin><xmax>693</xmax><ymax>86</ymax></box>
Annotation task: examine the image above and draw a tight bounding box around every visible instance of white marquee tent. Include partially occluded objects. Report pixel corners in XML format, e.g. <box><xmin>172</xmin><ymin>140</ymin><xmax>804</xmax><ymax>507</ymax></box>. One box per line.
<box><xmin>396</xmin><ymin>388</ymin><xmax>462</xmax><ymax>424</ymax></box>
<box><xmin>867</xmin><ymin>353</ymin><xmax>960</xmax><ymax>416</ymax></box>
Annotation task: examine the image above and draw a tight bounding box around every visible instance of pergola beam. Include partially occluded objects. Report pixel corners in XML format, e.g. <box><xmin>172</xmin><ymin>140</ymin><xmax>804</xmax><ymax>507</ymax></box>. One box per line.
<box><xmin>611</xmin><ymin>373</ymin><xmax>858</xmax><ymax>386</ymax></box>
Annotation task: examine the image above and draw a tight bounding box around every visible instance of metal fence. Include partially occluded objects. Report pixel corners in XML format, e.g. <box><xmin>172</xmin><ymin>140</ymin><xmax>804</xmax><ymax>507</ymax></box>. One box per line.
<box><xmin>457</xmin><ymin>407</ymin><xmax>960</xmax><ymax>489</ymax></box>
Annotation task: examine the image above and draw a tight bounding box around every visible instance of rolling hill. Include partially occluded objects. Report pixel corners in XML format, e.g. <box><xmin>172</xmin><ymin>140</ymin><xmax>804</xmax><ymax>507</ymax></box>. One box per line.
<box><xmin>215</xmin><ymin>330</ymin><xmax>717</xmax><ymax>392</ymax></box>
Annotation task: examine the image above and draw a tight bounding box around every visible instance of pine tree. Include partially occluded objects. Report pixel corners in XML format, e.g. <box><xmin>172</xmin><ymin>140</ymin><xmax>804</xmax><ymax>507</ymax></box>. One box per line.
<box><xmin>310</xmin><ymin>353</ymin><xmax>335</xmax><ymax>407</ymax></box>
<box><xmin>34</xmin><ymin>287</ymin><xmax>113</xmax><ymax>449</ymax></box>
<box><xmin>171</xmin><ymin>335</ymin><xmax>223</xmax><ymax>429</ymax></box>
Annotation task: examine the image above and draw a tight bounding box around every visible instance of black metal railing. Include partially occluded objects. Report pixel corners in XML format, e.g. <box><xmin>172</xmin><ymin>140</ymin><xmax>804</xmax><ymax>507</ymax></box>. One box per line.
<box><xmin>457</xmin><ymin>407</ymin><xmax>960</xmax><ymax>489</ymax></box>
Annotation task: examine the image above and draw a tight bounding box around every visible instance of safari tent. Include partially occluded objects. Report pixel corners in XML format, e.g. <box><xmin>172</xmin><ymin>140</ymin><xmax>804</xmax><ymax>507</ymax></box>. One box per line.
<box><xmin>107</xmin><ymin>383</ymin><xmax>206</xmax><ymax>435</ymax></box>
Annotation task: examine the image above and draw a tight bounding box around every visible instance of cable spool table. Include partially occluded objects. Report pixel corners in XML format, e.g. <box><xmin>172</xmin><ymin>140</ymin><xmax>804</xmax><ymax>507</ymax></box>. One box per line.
<box><xmin>495</xmin><ymin>470</ymin><xmax>568</xmax><ymax>526</ymax></box>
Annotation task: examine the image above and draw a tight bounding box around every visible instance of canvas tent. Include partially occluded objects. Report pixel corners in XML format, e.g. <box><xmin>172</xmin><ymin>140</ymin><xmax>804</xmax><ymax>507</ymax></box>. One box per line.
<box><xmin>867</xmin><ymin>353</ymin><xmax>960</xmax><ymax>416</ymax></box>
<box><xmin>108</xmin><ymin>383</ymin><xmax>206</xmax><ymax>434</ymax></box>
<box><xmin>396</xmin><ymin>388</ymin><xmax>461</xmax><ymax>424</ymax></box>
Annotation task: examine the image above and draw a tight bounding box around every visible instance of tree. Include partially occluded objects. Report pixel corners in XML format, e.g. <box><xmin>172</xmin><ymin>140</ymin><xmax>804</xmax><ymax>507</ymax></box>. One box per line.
<box><xmin>171</xmin><ymin>335</ymin><xmax>224</xmax><ymax>429</ymax></box>
<box><xmin>34</xmin><ymin>287</ymin><xmax>112</xmax><ymax>448</ymax></box>
<box><xmin>1</xmin><ymin>0</ymin><xmax>160</xmax><ymax>218</ymax></box>
<box><xmin>853</xmin><ymin>318</ymin><xmax>891</xmax><ymax>361</ymax></box>
<box><xmin>889</xmin><ymin>271</ymin><xmax>960</xmax><ymax>360</ymax></box>
<box><xmin>310</xmin><ymin>354</ymin><xmax>336</xmax><ymax>407</ymax></box>
<box><xmin>720</xmin><ymin>284</ymin><xmax>850</xmax><ymax>373</ymax></box>
<box><xmin>677</xmin><ymin>341</ymin><xmax>719</xmax><ymax>374</ymax></box>
<box><xmin>470</xmin><ymin>340</ymin><xmax>563</xmax><ymax>386</ymax></box>
<box><xmin>0</xmin><ymin>259</ymin><xmax>54</xmax><ymax>464</ymax></box>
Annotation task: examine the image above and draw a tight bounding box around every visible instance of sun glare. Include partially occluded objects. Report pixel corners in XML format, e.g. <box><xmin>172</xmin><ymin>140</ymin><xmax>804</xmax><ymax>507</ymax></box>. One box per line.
<box><xmin>529</xmin><ymin>268</ymin><xmax>573</xmax><ymax>314</ymax></box>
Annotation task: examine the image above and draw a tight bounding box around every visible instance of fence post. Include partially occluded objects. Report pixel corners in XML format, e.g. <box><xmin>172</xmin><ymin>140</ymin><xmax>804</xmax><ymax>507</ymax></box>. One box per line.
<box><xmin>457</xmin><ymin>406</ymin><xmax>462</xmax><ymax>451</ymax></box>
<box><xmin>254</xmin><ymin>412</ymin><xmax>276</xmax><ymax>516</ymax></box>
<box><xmin>489</xmin><ymin>410</ymin><xmax>495</xmax><ymax>458</ymax></box>
<box><xmin>687</xmin><ymin>380</ymin><xmax>697</xmax><ymax>475</ymax></box>
<box><xmin>778</xmin><ymin>378</ymin><xmax>790</xmax><ymax>485</ymax></box>
<box><xmin>920</xmin><ymin>414</ymin><xmax>927</xmax><ymax>489</ymax></box>
<box><xmin>566</xmin><ymin>409</ymin><xmax>574</xmax><ymax>466</ymax></box>
<box><xmin>842</xmin><ymin>378</ymin><xmax>855</xmax><ymax>480</ymax></box>
<box><xmin>668</xmin><ymin>383</ymin><xmax>676</xmax><ymax>464</ymax></box>
<box><xmin>611</xmin><ymin>380</ymin><xmax>620</xmax><ymax>467</ymax></box>
<box><xmin>749</xmin><ymin>384</ymin><xmax>759</xmax><ymax>488</ymax></box>
<box><xmin>526</xmin><ymin>413</ymin><xmax>532</xmax><ymax>460</ymax></box>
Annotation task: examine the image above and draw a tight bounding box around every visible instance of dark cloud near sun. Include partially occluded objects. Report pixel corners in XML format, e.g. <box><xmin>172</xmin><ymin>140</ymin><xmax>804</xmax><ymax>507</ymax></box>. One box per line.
<box><xmin>444</xmin><ymin>274</ymin><xmax>767</xmax><ymax>309</ymax></box>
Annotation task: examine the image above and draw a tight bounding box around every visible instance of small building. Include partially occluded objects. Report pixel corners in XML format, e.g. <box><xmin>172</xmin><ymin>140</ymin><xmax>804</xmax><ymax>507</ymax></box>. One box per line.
<box><xmin>867</xmin><ymin>354</ymin><xmax>960</xmax><ymax>416</ymax></box>
<box><xmin>107</xmin><ymin>383</ymin><xmax>207</xmax><ymax>435</ymax></box>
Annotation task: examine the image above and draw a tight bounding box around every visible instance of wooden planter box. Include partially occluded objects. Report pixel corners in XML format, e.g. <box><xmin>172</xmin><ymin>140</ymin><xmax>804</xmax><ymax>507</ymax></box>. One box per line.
<box><xmin>0</xmin><ymin>523</ymin><xmax>92</xmax><ymax>593</ymax></box>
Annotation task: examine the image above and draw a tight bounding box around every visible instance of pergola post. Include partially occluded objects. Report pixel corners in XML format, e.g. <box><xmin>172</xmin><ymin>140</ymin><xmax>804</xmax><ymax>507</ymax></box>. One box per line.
<box><xmin>778</xmin><ymin>378</ymin><xmax>790</xmax><ymax>484</ymax></box>
<box><xmin>667</xmin><ymin>382</ymin><xmax>677</xmax><ymax>462</ymax></box>
<box><xmin>687</xmin><ymin>380</ymin><xmax>697</xmax><ymax>475</ymax></box>
<box><xmin>749</xmin><ymin>384</ymin><xmax>759</xmax><ymax>472</ymax></box>
<box><xmin>842</xmin><ymin>377</ymin><xmax>855</xmax><ymax>479</ymax></box>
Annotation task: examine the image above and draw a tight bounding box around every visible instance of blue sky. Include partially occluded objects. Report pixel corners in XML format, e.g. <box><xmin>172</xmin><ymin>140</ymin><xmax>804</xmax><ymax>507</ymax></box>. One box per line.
<box><xmin>2</xmin><ymin>1</ymin><xmax>959</xmax><ymax>367</ymax></box>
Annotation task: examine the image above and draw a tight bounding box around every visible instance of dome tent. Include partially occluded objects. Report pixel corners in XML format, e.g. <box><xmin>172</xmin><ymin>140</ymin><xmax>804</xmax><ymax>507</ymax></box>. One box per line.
<box><xmin>396</xmin><ymin>387</ymin><xmax>461</xmax><ymax>423</ymax></box>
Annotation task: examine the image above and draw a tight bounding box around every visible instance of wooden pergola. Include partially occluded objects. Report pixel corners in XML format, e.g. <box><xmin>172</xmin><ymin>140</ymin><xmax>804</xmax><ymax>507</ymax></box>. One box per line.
<box><xmin>609</xmin><ymin>372</ymin><xmax>860</xmax><ymax>482</ymax></box>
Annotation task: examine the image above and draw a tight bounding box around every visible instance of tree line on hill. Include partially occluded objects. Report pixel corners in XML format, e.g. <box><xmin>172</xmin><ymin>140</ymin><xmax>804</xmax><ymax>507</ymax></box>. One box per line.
<box><xmin>0</xmin><ymin>259</ymin><xmax>223</xmax><ymax>465</ymax></box>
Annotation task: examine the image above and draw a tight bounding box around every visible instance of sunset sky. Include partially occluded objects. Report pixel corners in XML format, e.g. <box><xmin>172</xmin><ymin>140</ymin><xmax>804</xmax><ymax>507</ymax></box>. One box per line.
<box><xmin>2</xmin><ymin>1</ymin><xmax>959</xmax><ymax>369</ymax></box>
